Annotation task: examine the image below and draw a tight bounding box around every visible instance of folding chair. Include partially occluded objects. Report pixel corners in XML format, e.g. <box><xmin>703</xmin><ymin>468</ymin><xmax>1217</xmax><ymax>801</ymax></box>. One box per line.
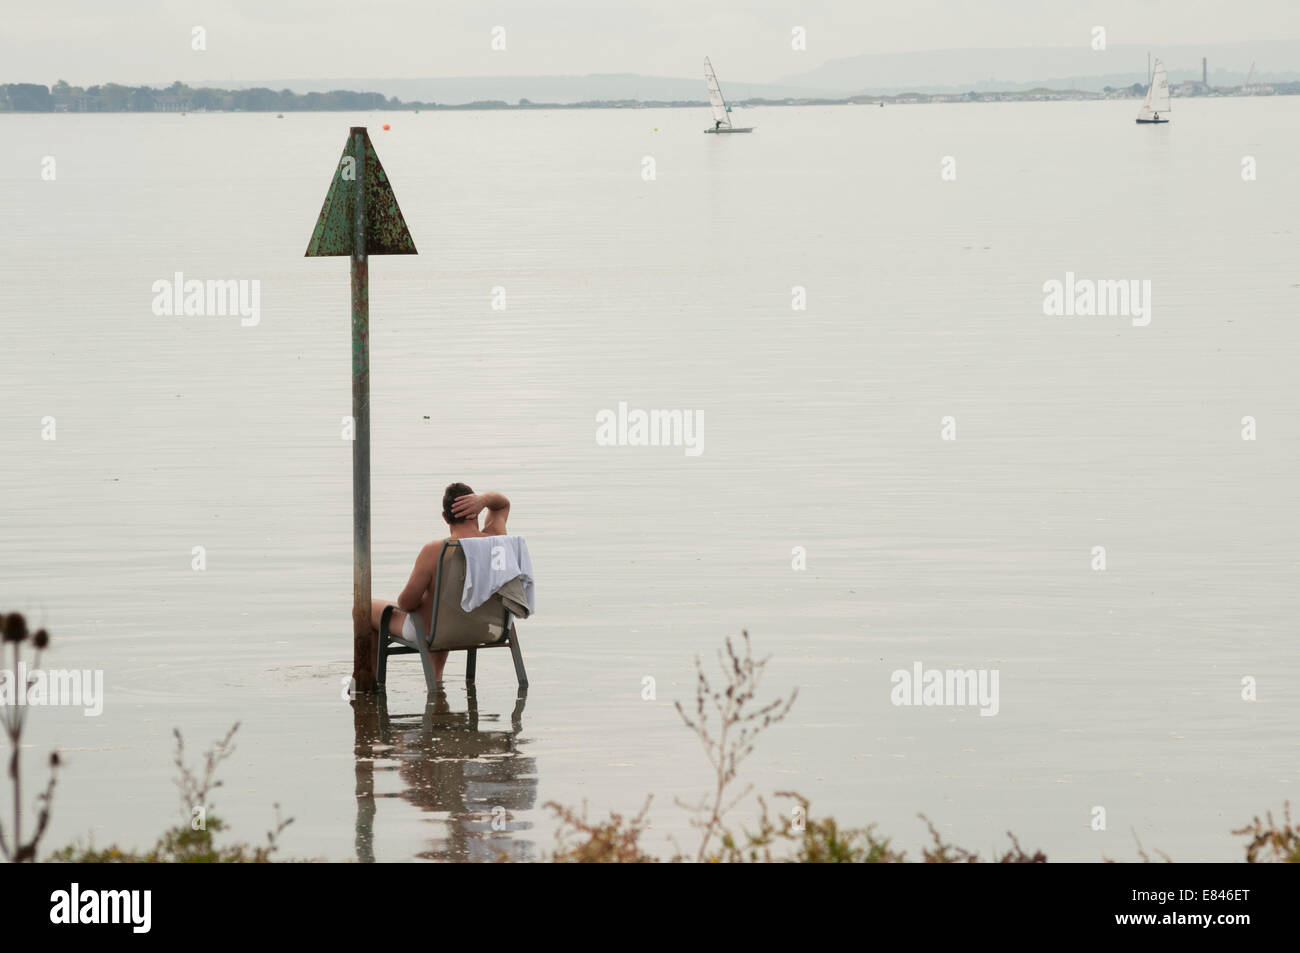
<box><xmin>377</xmin><ymin>539</ymin><xmax>528</xmax><ymax>692</ymax></box>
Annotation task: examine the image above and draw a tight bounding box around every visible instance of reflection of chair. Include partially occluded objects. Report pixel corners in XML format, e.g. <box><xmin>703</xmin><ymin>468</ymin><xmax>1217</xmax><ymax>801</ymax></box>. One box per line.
<box><xmin>377</xmin><ymin>539</ymin><xmax>528</xmax><ymax>692</ymax></box>
<box><xmin>352</xmin><ymin>687</ymin><xmax>536</xmax><ymax>862</ymax></box>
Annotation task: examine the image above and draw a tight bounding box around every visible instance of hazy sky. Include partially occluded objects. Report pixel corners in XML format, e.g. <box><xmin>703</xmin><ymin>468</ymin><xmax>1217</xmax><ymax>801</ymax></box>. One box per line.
<box><xmin>5</xmin><ymin>0</ymin><xmax>1299</xmax><ymax>85</ymax></box>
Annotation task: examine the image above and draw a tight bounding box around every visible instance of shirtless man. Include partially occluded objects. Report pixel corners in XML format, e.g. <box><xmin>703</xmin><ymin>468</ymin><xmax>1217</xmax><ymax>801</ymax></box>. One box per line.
<box><xmin>370</xmin><ymin>482</ymin><xmax>510</xmax><ymax>682</ymax></box>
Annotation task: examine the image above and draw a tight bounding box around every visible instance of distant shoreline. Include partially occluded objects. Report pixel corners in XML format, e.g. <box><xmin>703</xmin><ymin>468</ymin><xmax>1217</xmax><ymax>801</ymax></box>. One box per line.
<box><xmin>3</xmin><ymin>79</ymin><xmax>1298</xmax><ymax>113</ymax></box>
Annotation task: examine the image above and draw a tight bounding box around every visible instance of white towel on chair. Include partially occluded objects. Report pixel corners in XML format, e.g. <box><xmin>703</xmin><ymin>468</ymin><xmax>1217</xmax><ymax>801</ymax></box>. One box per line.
<box><xmin>459</xmin><ymin>536</ymin><xmax>535</xmax><ymax>615</ymax></box>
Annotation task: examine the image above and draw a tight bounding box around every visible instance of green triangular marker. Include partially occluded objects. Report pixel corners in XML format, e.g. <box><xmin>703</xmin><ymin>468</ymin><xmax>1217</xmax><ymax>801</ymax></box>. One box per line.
<box><xmin>305</xmin><ymin>128</ymin><xmax>417</xmax><ymax>257</ymax></box>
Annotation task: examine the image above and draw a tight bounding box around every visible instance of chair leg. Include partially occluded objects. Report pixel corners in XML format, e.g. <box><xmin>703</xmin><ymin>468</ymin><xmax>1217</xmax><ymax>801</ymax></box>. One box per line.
<box><xmin>376</xmin><ymin>606</ymin><xmax>394</xmax><ymax>689</ymax></box>
<box><xmin>466</xmin><ymin>648</ymin><xmax>477</xmax><ymax>683</ymax></box>
<box><xmin>511</xmin><ymin>689</ymin><xmax>527</xmax><ymax>731</ymax></box>
<box><xmin>414</xmin><ymin>644</ymin><xmax>437</xmax><ymax>694</ymax></box>
<box><xmin>411</xmin><ymin>617</ymin><xmax>438</xmax><ymax>694</ymax></box>
<box><xmin>508</xmin><ymin>628</ymin><xmax>528</xmax><ymax>689</ymax></box>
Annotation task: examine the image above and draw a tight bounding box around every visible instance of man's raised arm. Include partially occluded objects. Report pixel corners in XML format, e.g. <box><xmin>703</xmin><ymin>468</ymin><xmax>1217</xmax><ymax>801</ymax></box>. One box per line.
<box><xmin>451</xmin><ymin>491</ymin><xmax>511</xmax><ymax>535</ymax></box>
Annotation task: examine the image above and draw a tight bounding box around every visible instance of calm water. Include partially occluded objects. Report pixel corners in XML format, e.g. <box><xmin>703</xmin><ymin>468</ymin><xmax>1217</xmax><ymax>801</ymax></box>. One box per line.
<box><xmin>1</xmin><ymin>100</ymin><xmax>1297</xmax><ymax>862</ymax></box>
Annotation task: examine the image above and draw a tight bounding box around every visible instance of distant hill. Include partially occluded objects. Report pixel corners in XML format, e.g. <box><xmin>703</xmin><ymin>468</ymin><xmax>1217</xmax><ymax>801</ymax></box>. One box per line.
<box><xmin>159</xmin><ymin>40</ymin><xmax>1300</xmax><ymax>105</ymax></box>
<box><xmin>188</xmin><ymin>73</ymin><xmax>846</xmax><ymax>105</ymax></box>
<box><xmin>774</xmin><ymin>40</ymin><xmax>1300</xmax><ymax>94</ymax></box>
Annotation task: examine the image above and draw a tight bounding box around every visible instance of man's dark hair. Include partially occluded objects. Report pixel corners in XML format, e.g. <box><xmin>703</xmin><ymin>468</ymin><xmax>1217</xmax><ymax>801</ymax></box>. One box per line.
<box><xmin>442</xmin><ymin>482</ymin><xmax>474</xmax><ymax>524</ymax></box>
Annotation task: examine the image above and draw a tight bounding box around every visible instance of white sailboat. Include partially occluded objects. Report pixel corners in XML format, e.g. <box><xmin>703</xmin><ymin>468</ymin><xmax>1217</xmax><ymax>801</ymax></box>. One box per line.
<box><xmin>703</xmin><ymin>57</ymin><xmax>753</xmax><ymax>133</ymax></box>
<box><xmin>1136</xmin><ymin>56</ymin><xmax>1171</xmax><ymax>124</ymax></box>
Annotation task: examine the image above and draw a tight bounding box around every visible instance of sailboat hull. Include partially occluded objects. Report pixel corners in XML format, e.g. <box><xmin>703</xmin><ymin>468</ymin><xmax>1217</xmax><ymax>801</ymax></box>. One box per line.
<box><xmin>704</xmin><ymin>127</ymin><xmax>754</xmax><ymax>133</ymax></box>
<box><xmin>1134</xmin><ymin>118</ymin><xmax>1169</xmax><ymax>124</ymax></box>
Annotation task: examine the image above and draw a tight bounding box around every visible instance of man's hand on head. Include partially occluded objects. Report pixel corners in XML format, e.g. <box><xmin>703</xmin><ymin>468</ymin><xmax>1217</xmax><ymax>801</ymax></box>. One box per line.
<box><xmin>451</xmin><ymin>494</ymin><xmax>485</xmax><ymax>520</ymax></box>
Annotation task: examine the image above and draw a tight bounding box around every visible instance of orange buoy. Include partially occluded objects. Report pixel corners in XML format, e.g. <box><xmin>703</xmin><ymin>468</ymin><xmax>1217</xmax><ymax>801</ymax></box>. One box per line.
<box><xmin>382</xmin><ymin>123</ymin><xmax>391</xmax><ymax>131</ymax></box>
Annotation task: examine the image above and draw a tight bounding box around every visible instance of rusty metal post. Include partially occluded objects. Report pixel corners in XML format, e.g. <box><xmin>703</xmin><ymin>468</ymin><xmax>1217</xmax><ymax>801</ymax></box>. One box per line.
<box><xmin>305</xmin><ymin>125</ymin><xmax>416</xmax><ymax>694</ymax></box>
<box><xmin>350</xmin><ymin>127</ymin><xmax>374</xmax><ymax>693</ymax></box>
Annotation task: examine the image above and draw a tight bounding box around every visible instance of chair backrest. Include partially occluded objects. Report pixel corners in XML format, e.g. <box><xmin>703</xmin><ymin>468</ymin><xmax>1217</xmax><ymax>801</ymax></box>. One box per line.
<box><xmin>429</xmin><ymin>540</ymin><xmax>513</xmax><ymax>650</ymax></box>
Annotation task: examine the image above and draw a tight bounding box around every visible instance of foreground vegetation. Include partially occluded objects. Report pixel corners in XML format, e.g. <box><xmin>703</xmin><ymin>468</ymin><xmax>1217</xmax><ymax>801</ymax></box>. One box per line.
<box><xmin>3</xmin><ymin>610</ymin><xmax>1296</xmax><ymax>862</ymax></box>
<box><xmin>47</xmin><ymin>724</ymin><xmax>295</xmax><ymax>863</ymax></box>
<box><xmin>544</xmin><ymin>633</ymin><xmax>1298</xmax><ymax>863</ymax></box>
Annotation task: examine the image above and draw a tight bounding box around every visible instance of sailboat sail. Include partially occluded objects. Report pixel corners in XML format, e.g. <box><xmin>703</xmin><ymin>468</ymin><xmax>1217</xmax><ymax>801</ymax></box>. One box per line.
<box><xmin>704</xmin><ymin>57</ymin><xmax>732</xmax><ymax>129</ymax></box>
<box><xmin>1138</xmin><ymin>58</ymin><xmax>1171</xmax><ymax>119</ymax></box>
<box><xmin>1150</xmin><ymin>59</ymin><xmax>1171</xmax><ymax>111</ymax></box>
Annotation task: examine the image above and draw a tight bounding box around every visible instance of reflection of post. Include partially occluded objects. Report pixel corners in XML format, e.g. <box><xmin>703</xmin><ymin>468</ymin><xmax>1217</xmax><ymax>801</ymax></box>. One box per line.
<box><xmin>350</xmin><ymin>127</ymin><xmax>373</xmax><ymax>692</ymax></box>
<box><xmin>352</xmin><ymin>695</ymin><xmax>379</xmax><ymax>863</ymax></box>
